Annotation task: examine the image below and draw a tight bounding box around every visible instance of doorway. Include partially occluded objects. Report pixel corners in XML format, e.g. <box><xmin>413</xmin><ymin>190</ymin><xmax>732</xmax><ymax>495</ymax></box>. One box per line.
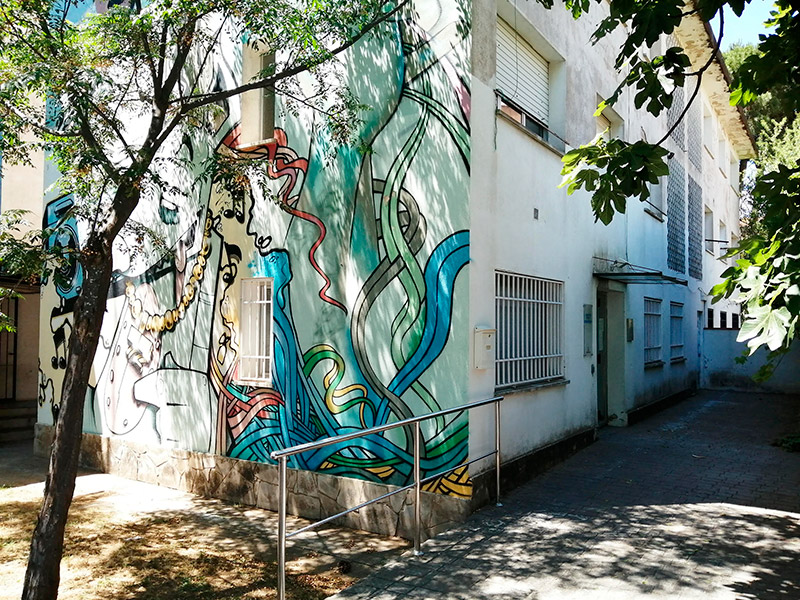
<box><xmin>597</xmin><ymin>287</ymin><xmax>626</xmax><ymax>426</ymax></box>
<box><xmin>0</xmin><ymin>297</ymin><xmax>17</xmax><ymax>401</ymax></box>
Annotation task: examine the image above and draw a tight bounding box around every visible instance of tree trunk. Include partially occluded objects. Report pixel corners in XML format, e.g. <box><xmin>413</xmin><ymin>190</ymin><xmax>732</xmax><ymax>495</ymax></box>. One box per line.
<box><xmin>21</xmin><ymin>235</ymin><xmax>116</xmax><ymax>600</ymax></box>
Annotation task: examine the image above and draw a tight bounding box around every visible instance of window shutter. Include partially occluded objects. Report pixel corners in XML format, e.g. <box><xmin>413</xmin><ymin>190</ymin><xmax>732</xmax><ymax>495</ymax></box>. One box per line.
<box><xmin>496</xmin><ymin>19</ymin><xmax>549</xmax><ymax>126</ymax></box>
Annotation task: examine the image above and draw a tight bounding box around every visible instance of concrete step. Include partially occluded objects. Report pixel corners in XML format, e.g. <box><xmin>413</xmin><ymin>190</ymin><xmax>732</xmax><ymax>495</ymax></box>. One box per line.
<box><xmin>0</xmin><ymin>401</ymin><xmax>37</xmax><ymax>419</ymax></box>
<box><xmin>0</xmin><ymin>427</ymin><xmax>33</xmax><ymax>443</ymax></box>
<box><xmin>0</xmin><ymin>415</ymin><xmax>36</xmax><ymax>430</ymax></box>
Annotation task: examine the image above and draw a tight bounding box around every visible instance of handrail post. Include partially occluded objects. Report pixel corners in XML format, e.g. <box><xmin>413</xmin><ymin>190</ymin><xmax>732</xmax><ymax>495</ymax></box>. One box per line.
<box><xmin>413</xmin><ymin>420</ymin><xmax>422</xmax><ymax>555</ymax></box>
<box><xmin>495</xmin><ymin>399</ymin><xmax>502</xmax><ymax>507</ymax></box>
<box><xmin>278</xmin><ymin>456</ymin><xmax>287</xmax><ymax>600</ymax></box>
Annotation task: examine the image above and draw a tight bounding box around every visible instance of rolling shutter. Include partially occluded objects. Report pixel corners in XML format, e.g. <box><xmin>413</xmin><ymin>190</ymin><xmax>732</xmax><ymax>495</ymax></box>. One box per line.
<box><xmin>496</xmin><ymin>18</ymin><xmax>549</xmax><ymax>126</ymax></box>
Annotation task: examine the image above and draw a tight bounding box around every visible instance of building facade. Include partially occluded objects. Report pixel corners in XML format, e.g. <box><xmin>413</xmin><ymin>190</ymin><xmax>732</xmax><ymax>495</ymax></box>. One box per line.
<box><xmin>35</xmin><ymin>0</ymin><xmax>753</xmax><ymax>534</ymax></box>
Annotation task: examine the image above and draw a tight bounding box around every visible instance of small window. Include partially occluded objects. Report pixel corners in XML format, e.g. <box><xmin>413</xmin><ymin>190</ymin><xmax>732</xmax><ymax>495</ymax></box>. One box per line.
<box><xmin>703</xmin><ymin>104</ymin><xmax>716</xmax><ymax>156</ymax></box>
<box><xmin>670</xmin><ymin>302</ymin><xmax>684</xmax><ymax>361</ymax></box>
<box><xmin>707</xmin><ymin>308</ymin><xmax>714</xmax><ymax>329</ymax></box>
<box><xmin>718</xmin><ymin>221</ymin><xmax>728</xmax><ymax>258</ymax></box>
<box><xmin>704</xmin><ymin>207</ymin><xmax>714</xmax><ymax>254</ymax></box>
<box><xmin>239</xmin><ymin>278</ymin><xmax>273</xmax><ymax>384</ymax></box>
<box><xmin>239</xmin><ymin>44</ymin><xmax>275</xmax><ymax>149</ymax></box>
<box><xmin>730</xmin><ymin>157</ymin><xmax>740</xmax><ymax>188</ymax></box>
<box><xmin>644</xmin><ymin>298</ymin><xmax>662</xmax><ymax>365</ymax></box>
<box><xmin>720</xmin><ymin>311</ymin><xmax>728</xmax><ymax>329</ymax></box>
<box><xmin>496</xmin><ymin>18</ymin><xmax>549</xmax><ymax>126</ymax></box>
<box><xmin>495</xmin><ymin>271</ymin><xmax>564</xmax><ymax>388</ymax></box>
<box><xmin>732</xmin><ymin>312</ymin><xmax>740</xmax><ymax>329</ymax></box>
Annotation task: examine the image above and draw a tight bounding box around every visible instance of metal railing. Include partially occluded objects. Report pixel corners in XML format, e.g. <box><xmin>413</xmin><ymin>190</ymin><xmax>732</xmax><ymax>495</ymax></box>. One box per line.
<box><xmin>270</xmin><ymin>395</ymin><xmax>504</xmax><ymax>600</ymax></box>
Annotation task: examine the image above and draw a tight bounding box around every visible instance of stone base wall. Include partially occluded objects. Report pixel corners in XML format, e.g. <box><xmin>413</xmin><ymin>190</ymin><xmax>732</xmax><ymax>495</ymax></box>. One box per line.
<box><xmin>34</xmin><ymin>424</ymin><xmax>474</xmax><ymax>540</ymax></box>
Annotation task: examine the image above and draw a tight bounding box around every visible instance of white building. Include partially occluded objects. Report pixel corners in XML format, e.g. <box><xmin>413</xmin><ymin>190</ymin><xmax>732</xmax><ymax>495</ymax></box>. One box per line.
<box><xmin>34</xmin><ymin>0</ymin><xmax>754</xmax><ymax>535</ymax></box>
<box><xmin>467</xmin><ymin>0</ymin><xmax>754</xmax><ymax>475</ymax></box>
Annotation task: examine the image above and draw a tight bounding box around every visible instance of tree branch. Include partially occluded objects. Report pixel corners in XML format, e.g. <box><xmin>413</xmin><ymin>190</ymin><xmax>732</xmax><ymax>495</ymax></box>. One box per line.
<box><xmin>175</xmin><ymin>0</ymin><xmax>408</xmax><ymax>112</ymax></box>
<box><xmin>655</xmin><ymin>9</ymin><xmax>723</xmax><ymax>146</ymax></box>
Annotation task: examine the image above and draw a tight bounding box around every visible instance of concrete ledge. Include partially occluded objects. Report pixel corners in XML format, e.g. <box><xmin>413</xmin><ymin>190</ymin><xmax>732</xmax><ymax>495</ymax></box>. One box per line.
<box><xmin>627</xmin><ymin>388</ymin><xmax>696</xmax><ymax>426</ymax></box>
<box><xmin>33</xmin><ymin>424</ymin><xmax>471</xmax><ymax>540</ymax></box>
<box><xmin>470</xmin><ymin>427</ymin><xmax>598</xmax><ymax>505</ymax></box>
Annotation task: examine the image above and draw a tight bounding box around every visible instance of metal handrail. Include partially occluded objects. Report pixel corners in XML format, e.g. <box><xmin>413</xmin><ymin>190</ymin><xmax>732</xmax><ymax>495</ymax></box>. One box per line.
<box><xmin>270</xmin><ymin>395</ymin><xmax>504</xmax><ymax>600</ymax></box>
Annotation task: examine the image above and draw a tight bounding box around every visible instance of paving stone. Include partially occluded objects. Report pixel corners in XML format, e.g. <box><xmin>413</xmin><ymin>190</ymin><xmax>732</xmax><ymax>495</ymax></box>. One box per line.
<box><xmin>327</xmin><ymin>391</ymin><xmax>800</xmax><ymax>599</ymax></box>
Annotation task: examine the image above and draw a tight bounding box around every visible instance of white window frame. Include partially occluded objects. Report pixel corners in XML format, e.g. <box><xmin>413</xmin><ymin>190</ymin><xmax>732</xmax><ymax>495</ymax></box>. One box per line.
<box><xmin>495</xmin><ymin>271</ymin><xmax>565</xmax><ymax>389</ymax></box>
<box><xmin>644</xmin><ymin>298</ymin><xmax>663</xmax><ymax>366</ymax></box>
<box><xmin>239</xmin><ymin>277</ymin><xmax>274</xmax><ymax>385</ymax></box>
<box><xmin>704</xmin><ymin>207</ymin><xmax>714</xmax><ymax>254</ymax></box>
<box><xmin>239</xmin><ymin>44</ymin><xmax>275</xmax><ymax>149</ymax></box>
<box><xmin>669</xmin><ymin>302</ymin><xmax>684</xmax><ymax>361</ymax></box>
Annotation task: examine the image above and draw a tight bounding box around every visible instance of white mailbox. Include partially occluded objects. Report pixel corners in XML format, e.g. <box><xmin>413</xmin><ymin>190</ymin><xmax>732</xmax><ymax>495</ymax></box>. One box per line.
<box><xmin>474</xmin><ymin>327</ymin><xmax>496</xmax><ymax>370</ymax></box>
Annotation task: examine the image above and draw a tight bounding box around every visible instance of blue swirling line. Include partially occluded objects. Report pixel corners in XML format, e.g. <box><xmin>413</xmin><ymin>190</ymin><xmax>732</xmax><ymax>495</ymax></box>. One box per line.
<box><xmin>231</xmin><ymin>231</ymin><xmax>469</xmax><ymax>478</ymax></box>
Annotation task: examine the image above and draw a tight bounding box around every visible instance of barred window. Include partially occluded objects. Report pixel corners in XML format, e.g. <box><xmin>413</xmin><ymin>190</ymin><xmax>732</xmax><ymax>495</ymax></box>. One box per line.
<box><xmin>644</xmin><ymin>298</ymin><xmax>663</xmax><ymax>365</ymax></box>
<box><xmin>670</xmin><ymin>302</ymin><xmax>684</xmax><ymax>361</ymax></box>
<box><xmin>239</xmin><ymin>278</ymin><xmax>273</xmax><ymax>384</ymax></box>
<box><xmin>495</xmin><ymin>271</ymin><xmax>564</xmax><ymax>388</ymax></box>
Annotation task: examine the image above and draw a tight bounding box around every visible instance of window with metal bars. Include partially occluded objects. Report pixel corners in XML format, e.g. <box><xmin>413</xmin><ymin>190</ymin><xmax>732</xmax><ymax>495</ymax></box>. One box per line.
<box><xmin>495</xmin><ymin>271</ymin><xmax>564</xmax><ymax>389</ymax></box>
<box><xmin>669</xmin><ymin>302</ymin><xmax>684</xmax><ymax>361</ymax></box>
<box><xmin>239</xmin><ymin>278</ymin><xmax>273</xmax><ymax>384</ymax></box>
<box><xmin>644</xmin><ymin>298</ymin><xmax>663</xmax><ymax>365</ymax></box>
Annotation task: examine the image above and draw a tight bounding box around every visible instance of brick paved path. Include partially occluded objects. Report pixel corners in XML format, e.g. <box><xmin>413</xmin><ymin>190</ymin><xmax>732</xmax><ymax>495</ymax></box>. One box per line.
<box><xmin>329</xmin><ymin>390</ymin><xmax>800</xmax><ymax>599</ymax></box>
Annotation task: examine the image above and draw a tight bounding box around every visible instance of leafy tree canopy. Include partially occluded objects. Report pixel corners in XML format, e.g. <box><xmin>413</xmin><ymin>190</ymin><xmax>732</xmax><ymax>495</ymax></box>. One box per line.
<box><xmin>557</xmin><ymin>0</ymin><xmax>800</xmax><ymax>373</ymax></box>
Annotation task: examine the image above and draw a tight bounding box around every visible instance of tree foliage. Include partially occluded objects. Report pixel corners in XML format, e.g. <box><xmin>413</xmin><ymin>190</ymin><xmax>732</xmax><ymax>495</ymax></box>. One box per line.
<box><xmin>0</xmin><ymin>1</ymin><xmax>403</xmax><ymax>599</ymax></box>
<box><xmin>557</xmin><ymin>0</ymin><xmax>800</xmax><ymax>374</ymax></box>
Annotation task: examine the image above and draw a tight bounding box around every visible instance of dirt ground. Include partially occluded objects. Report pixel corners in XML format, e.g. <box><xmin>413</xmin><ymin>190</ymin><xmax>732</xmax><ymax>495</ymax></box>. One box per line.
<box><xmin>0</xmin><ymin>442</ymin><xmax>408</xmax><ymax>600</ymax></box>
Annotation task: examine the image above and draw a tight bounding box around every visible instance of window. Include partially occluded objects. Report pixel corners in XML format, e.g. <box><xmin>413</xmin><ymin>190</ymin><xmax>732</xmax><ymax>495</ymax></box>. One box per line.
<box><xmin>732</xmin><ymin>312</ymin><xmax>740</xmax><ymax>329</ymax></box>
<box><xmin>720</xmin><ymin>311</ymin><xmax>728</xmax><ymax>329</ymax></box>
<box><xmin>687</xmin><ymin>99</ymin><xmax>702</xmax><ymax>170</ymax></box>
<box><xmin>495</xmin><ymin>18</ymin><xmax>564</xmax><ymax>150</ymax></box>
<box><xmin>496</xmin><ymin>19</ymin><xmax>549</xmax><ymax>126</ymax></box>
<box><xmin>718</xmin><ymin>136</ymin><xmax>729</xmax><ymax>175</ymax></box>
<box><xmin>703</xmin><ymin>104</ymin><xmax>716</xmax><ymax>156</ymax></box>
<box><xmin>729</xmin><ymin>234</ymin><xmax>740</xmax><ymax>266</ymax></box>
<box><xmin>667</xmin><ymin>85</ymin><xmax>685</xmax><ymax>150</ymax></box>
<box><xmin>666</xmin><ymin>158</ymin><xmax>686</xmax><ymax>273</ymax></box>
<box><xmin>239</xmin><ymin>278</ymin><xmax>273</xmax><ymax>384</ymax></box>
<box><xmin>707</xmin><ymin>308</ymin><xmax>714</xmax><ymax>329</ymax></box>
<box><xmin>688</xmin><ymin>176</ymin><xmax>703</xmax><ymax>279</ymax></box>
<box><xmin>719</xmin><ymin>221</ymin><xmax>728</xmax><ymax>258</ymax></box>
<box><xmin>730</xmin><ymin>157</ymin><xmax>740</xmax><ymax>188</ymax></box>
<box><xmin>704</xmin><ymin>207</ymin><xmax>714</xmax><ymax>253</ymax></box>
<box><xmin>644</xmin><ymin>298</ymin><xmax>662</xmax><ymax>365</ymax></box>
<box><xmin>670</xmin><ymin>302</ymin><xmax>684</xmax><ymax>361</ymax></box>
<box><xmin>239</xmin><ymin>44</ymin><xmax>275</xmax><ymax>148</ymax></box>
<box><xmin>596</xmin><ymin>113</ymin><xmax>612</xmax><ymax>141</ymax></box>
<box><xmin>495</xmin><ymin>271</ymin><xmax>564</xmax><ymax>388</ymax></box>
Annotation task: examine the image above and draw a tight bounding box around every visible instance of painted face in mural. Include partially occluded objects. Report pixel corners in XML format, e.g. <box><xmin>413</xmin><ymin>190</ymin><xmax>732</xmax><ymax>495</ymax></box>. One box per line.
<box><xmin>100</xmin><ymin>283</ymin><xmax>162</xmax><ymax>434</ymax></box>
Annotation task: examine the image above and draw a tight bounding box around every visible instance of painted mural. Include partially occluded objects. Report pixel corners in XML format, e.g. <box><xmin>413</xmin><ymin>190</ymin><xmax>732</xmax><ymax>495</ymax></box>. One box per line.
<box><xmin>38</xmin><ymin>1</ymin><xmax>472</xmax><ymax>496</ymax></box>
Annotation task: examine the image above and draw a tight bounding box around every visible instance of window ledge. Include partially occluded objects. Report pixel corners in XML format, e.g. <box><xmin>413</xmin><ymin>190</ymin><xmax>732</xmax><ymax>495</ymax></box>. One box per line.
<box><xmin>670</xmin><ymin>356</ymin><xmax>687</xmax><ymax>364</ymax></box>
<box><xmin>496</xmin><ymin>377</ymin><xmax>569</xmax><ymax>395</ymax></box>
<box><xmin>497</xmin><ymin>111</ymin><xmax>565</xmax><ymax>157</ymax></box>
<box><xmin>644</xmin><ymin>360</ymin><xmax>665</xmax><ymax>370</ymax></box>
<box><xmin>644</xmin><ymin>206</ymin><xmax>665</xmax><ymax>222</ymax></box>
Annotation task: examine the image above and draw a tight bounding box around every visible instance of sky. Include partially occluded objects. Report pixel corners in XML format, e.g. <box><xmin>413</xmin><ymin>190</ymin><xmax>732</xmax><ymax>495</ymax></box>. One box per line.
<box><xmin>711</xmin><ymin>0</ymin><xmax>777</xmax><ymax>49</ymax></box>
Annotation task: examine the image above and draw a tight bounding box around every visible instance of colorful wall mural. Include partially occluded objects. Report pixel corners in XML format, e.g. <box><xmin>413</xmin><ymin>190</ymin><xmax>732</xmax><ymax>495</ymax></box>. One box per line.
<box><xmin>38</xmin><ymin>1</ymin><xmax>473</xmax><ymax>497</ymax></box>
